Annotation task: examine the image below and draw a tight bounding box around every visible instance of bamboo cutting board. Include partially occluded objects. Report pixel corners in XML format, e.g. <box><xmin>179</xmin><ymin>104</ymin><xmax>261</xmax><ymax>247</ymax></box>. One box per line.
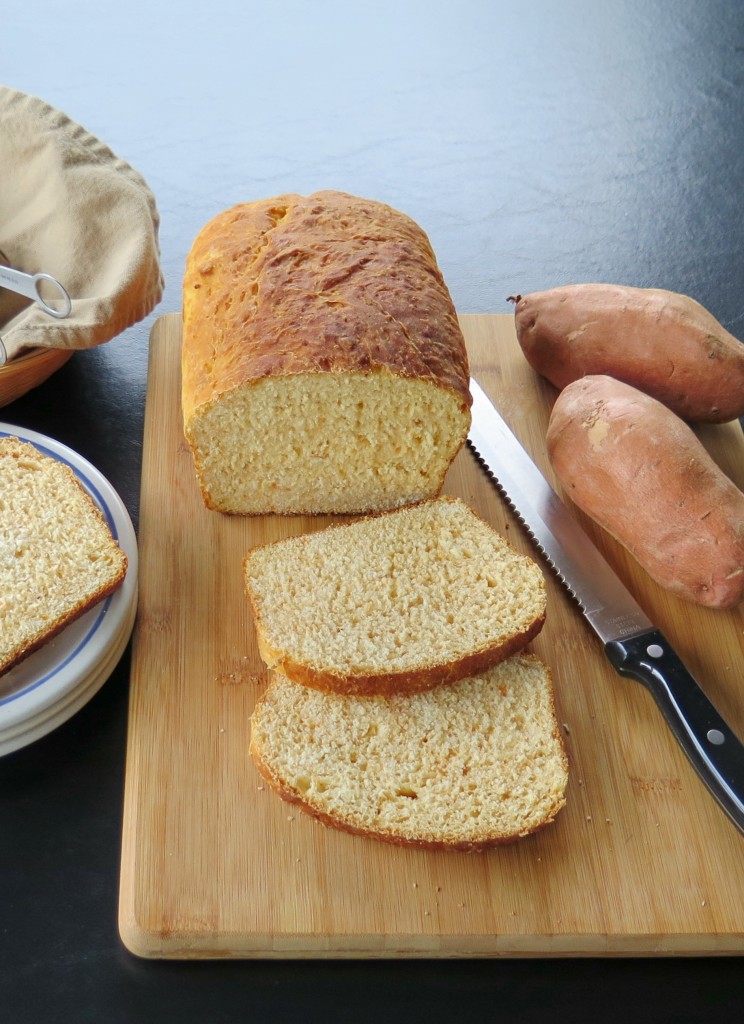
<box><xmin>119</xmin><ymin>313</ymin><xmax>744</xmax><ymax>958</ymax></box>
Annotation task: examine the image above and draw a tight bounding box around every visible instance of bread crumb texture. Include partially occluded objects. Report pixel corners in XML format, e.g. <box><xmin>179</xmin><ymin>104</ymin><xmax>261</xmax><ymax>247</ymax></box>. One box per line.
<box><xmin>186</xmin><ymin>371</ymin><xmax>468</xmax><ymax>514</ymax></box>
<box><xmin>244</xmin><ymin>497</ymin><xmax>546</xmax><ymax>694</ymax></box>
<box><xmin>182</xmin><ymin>190</ymin><xmax>471</xmax><ymax>514</ymax></box>
<box><xmin>250</xmin><ymin>653</ymin><xmax>568</xmax><ymax>849</ymax></box>
<box><xmin>0</xmin><ymin>437</ymin><xmax>127</xmax><ymax>675</ymax></box>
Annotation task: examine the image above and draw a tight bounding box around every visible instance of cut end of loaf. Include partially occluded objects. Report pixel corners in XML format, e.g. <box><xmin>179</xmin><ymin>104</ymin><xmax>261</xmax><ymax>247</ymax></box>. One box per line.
<box><xmin>181</xmin><ymin>190</ymin><xmax>472</xmax><ymax>516</ymax></box>
<box><xmin>0</xmin><ymin>437</ymin><xmax>128</xmax><ymax>676</ymax></box>
<box><xmin>244</xmin><ymin>496</ymin><xmax>546</xmax><ymax>696</ymax></box>
<box><xmin>250</xmin><ymin>654</ymin><xmax>569</xmax><ymax>849</ymax></box>
<box><xmin>185</xmin><ymin>370</ymin><xmax>470</xmax><ymax>515</ymax></box>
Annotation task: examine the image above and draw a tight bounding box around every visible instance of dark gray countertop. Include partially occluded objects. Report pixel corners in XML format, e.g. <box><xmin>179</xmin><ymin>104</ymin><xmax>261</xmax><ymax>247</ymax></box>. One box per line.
<box><xmin>2</xmin><ymin>2</ymin><xmax>743</xmax><ymax>1020</ymax></box>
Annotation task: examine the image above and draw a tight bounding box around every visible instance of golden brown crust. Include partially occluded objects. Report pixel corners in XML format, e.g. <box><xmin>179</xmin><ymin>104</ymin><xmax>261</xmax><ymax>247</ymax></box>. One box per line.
<box><xmin>254</xmin><ymin>613</ymin><xmax>546</xmax><ymax>696</ymax></box>
<box><xmin>182</xmin><ymin>190</ymin><xmax>471</xmax><ymax>424</ymax></box>
<box><xmin>513</xmin><ymin>284</ymin><xmax>744</xmax><ymax>423</ymax></box>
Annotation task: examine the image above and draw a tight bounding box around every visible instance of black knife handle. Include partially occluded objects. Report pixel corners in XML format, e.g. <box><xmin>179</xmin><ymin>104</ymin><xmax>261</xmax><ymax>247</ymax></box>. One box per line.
<box><xmin>605</xmin><ymin>629</ymin><xmax>744</xmax><ymax>835</ymax></box>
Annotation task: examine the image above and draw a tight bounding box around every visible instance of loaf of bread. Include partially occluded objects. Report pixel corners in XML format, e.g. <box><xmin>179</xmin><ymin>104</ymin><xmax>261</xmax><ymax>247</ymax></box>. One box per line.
<box><xmin>250</xmin><ymin>654</ymin><xmax>568</xmax><ymax>849</ymax></box>
<box><xmin>0</xmin><ymin>437</ymin><xmax>128</xmax><ymax>676</ymax></box>
<box><xmin>181</xmin><ymin>190</ymin><xmax>471</xmax><ymax>515</ymax></box>
<box><xmin>244</xmin><ymin>496</ymin><xmax>546</xmax><ymax>697</ymax></box>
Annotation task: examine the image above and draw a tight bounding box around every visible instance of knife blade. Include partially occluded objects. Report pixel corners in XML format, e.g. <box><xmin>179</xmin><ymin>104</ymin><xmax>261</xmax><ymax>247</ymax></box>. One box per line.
<box><xmin>468</xmin><ymin>376</ymin><xmax>744</xmax><ymax>836</ymax></box>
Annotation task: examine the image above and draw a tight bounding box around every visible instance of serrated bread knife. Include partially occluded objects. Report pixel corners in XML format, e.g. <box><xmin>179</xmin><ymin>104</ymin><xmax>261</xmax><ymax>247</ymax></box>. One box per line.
<box><xmin>468</xmin><ymin>377</ymin><xmax>744</xmax><ymax>836</ymax></box>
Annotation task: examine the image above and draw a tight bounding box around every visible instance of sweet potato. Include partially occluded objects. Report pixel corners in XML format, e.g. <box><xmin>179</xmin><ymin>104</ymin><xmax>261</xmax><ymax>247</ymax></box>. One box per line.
<box><xmin>546</xmin><ymin>375</ymin><xmax>744</xmax><ymax>608</ymax></box>
<box><xmin>511</xmin><ymin>284</ymin><xmax>744</xmax><ymax>423</ymax></box>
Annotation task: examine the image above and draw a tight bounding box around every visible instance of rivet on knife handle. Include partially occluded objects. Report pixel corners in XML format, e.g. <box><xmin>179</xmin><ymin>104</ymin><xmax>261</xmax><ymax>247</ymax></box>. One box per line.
<box><xmin>606</xmin><ymin>630</ymin><xmax>744</xmax><ymax>832</ymax></box>
<box><xmin>468</xmin><ymin>376</ymin><xmax>744</xmax><ymax>837</ymax></box>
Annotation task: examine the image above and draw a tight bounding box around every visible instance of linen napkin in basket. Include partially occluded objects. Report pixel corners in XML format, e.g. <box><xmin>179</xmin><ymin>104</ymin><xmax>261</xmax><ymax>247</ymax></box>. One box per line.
<box><xmin>0</xmin><ymin>86</ymin><xmax>163</xmax><ymax>365</ymax></box>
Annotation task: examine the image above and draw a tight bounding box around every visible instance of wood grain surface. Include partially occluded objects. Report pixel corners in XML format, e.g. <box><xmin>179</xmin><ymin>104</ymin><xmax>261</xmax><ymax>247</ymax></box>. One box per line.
<box><xmin>119</xmin><ymin>312</ymin><xmax>744</xmax><ymax>958</ymax></box>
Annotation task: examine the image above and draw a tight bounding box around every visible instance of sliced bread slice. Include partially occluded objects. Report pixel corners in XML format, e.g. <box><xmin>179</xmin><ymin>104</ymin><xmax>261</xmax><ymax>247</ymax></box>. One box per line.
<box><xmin>250</xmin><ymin>654</ymin><xmax>569</xmax><ymax>849</ymax></box>
<box><xmin>243</xmin><ymin>496</ymin><xmax>546</xmax><ymax>696</ymax></box>
<box><xmin>0</xmin><ymin>437</ymin><xmax>128</xmax><ymax>676</ymax></box>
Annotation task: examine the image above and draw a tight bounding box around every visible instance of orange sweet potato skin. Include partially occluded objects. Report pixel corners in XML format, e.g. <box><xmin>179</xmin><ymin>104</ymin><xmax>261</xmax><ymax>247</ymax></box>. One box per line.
<box><xmin>513</xmin><ymin>284</ymin><xmax>744</xmax><ymax>423</ymax></box>
<box><xmin>546</xmin><ymin>375</ymin><xmax>744</xmax><ymax>608</ymax></box>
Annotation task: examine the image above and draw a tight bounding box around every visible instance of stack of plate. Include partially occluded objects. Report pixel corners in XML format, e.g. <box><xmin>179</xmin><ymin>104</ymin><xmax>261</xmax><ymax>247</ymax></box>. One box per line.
<box><xmin>0</xmin><ymin>423</ymin><xmax>138</xmax><ymax>755</ymax></box>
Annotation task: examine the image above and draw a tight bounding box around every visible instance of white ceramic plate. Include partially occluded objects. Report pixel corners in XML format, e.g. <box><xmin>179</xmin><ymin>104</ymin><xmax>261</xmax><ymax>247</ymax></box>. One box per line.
<box><xmin>0</xmin><ymin>423</ymin><xmax>138</xmax><ymax>750</ymax></box>
<box><xmin>0</xmin><ymin>588</ymin><xmax>138</xmax><ymax>755</ymax></box>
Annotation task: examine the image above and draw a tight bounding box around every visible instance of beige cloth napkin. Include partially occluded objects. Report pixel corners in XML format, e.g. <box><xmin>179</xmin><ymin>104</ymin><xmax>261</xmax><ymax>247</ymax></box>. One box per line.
<box><xmin>0</xmin><ymin>86</ymin><xmax>163</xmax><ymax>364</ymax></box>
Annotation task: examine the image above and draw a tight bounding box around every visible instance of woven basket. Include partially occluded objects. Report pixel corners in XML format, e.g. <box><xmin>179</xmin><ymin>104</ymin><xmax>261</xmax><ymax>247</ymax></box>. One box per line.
<box><xmin>0</xmin><ymin>346</ymin><xmax>74</xmax><ymax>407</ymax></box>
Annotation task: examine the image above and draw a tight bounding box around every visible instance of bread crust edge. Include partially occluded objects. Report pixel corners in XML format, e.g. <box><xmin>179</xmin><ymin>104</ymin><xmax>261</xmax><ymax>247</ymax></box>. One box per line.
<box><xmin>0</xmin><ymin>561</ymin><xmax>128</xmax><ymax>678</ymax></box>
<box><xmin>248</xmin><ymin>654</ymin><xmax>569</xmax><ymax>850</ymax></box>
<box><xmin>257</xmin><ymin>612</ymin><xmax>546</xmax><ymax>696</ymax></box>
<box><xmin>250</xmin><ymin>747</ymin><xmax>566</xmax><ymax>851</ymax></box>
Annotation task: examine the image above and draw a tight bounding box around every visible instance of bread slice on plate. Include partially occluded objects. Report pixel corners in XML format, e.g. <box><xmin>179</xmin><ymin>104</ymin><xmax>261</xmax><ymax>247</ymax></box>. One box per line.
<box><xmin>250</xmin><ymin>654</ymin><xmax>569</xmax><ymax>850</ymax></box>
<box><xmin>0</xmin><ymin>437</ymin><xmax>128</xmax><ymax>676</ymax></box>
<box><xmin>243</xmin><ymin>496</ymin><xmax>546</xmax><ymax>697</ymax></box>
